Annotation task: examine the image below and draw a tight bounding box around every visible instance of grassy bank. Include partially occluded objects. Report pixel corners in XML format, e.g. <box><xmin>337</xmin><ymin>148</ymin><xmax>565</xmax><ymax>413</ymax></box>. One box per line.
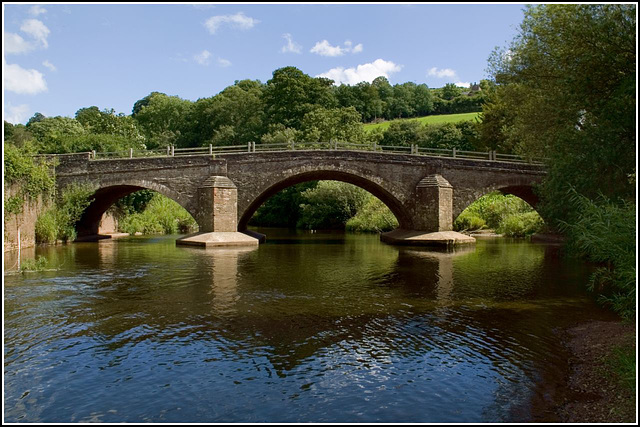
<box><xmin>454</xmin><ymin>191</ymin><xmax>544</xmax><ymax>237</ymax></box>
<box><xmin>364</xmin><ymin>112</ymin><xmax>481</xmax><ymax>132</ymax></box>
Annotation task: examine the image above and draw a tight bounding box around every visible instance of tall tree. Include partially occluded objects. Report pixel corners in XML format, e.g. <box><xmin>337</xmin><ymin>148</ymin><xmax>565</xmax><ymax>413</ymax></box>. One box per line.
<box><xmin>263</xmin><ymin>66</ymin><xmax>337</xmax><ymax>130</ymax></box>
<box><xmin>486</xmin><ymin>4</ymin><xmax>635</xmax><ymax>224</ymax></box>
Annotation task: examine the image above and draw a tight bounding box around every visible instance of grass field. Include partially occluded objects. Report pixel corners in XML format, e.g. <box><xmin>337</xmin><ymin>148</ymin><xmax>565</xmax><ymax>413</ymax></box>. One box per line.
<box><xmin>364</xmin><ymin>112</ymin><xmax>481</xmax><ymax>132</ymax></box>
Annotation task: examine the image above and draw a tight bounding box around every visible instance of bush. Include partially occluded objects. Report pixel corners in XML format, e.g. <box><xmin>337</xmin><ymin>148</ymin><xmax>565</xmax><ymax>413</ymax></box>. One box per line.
<box><xmin>497</xmin><ymin>211</ymin><xmax>544</xmax><ymax>237</ymax></box>
<box><xmin>454</xmin><ymin>211</ymin><xmax>486</xmax><ymax>231</ymax></box>
<box><xmin>35</xmin><ymin>210</ymin><xmax>58</xmax><ymax>244</ymax></box>
<box><xmin>297</xmin><ymin>181</ymin><xmax>369</xmax><ymax>229</ymax></box>
<box><xmin>346</xmin><ymin>196</ymin><xmax>398</xmax><ymax>232</ymax></box>
<box><xmin>35</xmin><ymin>184</ymin><xmax>94</xmax><ymax>244</ymax></box>
<box><xmin>559</xmin><ymin>190</ymin><xmax>635</xmax><ymax>320</ymax></box>
<box><xmin>117</xmin><ymin>194</ymin><xmax>197</xmax><ymax>235</ymax></box>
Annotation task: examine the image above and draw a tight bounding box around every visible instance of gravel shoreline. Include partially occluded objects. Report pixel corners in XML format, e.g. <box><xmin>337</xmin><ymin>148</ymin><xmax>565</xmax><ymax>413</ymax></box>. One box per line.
<box><xmin>530</xmin><ymin>319</ymin><xmax>636</xmax><ymax>423</ymax></box>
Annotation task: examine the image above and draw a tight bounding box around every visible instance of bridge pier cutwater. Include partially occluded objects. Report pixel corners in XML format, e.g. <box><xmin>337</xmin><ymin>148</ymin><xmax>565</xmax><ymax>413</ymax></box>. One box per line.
<box><xmin>53</xmin><ymin>150</ymin><xmax>545</xmax><ymax>248</ymax></box>
<box><xmin>176</xmin><ymin>176</ymin><xmax>259</xmax><ymax>248</ymax></box>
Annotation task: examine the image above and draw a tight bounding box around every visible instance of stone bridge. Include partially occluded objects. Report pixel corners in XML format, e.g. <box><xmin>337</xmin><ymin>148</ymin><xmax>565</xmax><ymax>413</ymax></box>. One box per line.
<box><xmin>54</xmin><ymin>150</ymin><xmax>546</xmax><ymax>245</ymax></box>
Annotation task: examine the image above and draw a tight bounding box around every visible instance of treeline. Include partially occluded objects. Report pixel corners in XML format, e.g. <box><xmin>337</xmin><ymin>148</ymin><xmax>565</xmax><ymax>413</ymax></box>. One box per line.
<box><xmin>4</xmin><ymin>67</ymin><xmax>488</xmax><ymax>156</ymax></box>
<box><xmin>484</xmin><ymin>4</ymin><xmax>636</xmax><ymax>320</ymax></box>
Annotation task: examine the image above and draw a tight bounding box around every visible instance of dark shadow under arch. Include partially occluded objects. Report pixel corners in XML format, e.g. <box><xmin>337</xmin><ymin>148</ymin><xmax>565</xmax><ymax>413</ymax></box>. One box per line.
<box><xmin>237</xmin><ymin>171</ymin><xmax>412</xmax><ymax>231</ymax></box>
<box><xmin>76</xmin><ymin>184</ymin><xmax>195</xmax><ymax>238</ymax></box>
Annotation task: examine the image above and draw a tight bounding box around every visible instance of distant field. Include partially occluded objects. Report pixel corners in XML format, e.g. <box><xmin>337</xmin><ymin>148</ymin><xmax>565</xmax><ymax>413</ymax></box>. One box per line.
<box><xmin>364</xmin><ymin>112</ymin><xmax>482</xmax><ymax>132</ymax></box>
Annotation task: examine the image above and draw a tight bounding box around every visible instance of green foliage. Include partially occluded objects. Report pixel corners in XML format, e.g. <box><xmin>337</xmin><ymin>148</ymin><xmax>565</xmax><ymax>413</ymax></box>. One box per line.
<box><xmin>379</xmin><ymin>118</ymin><xmax>480</xmax><ymax>150</ymax></box>
<box><xmin>260</xmin><ymin>125</ymin><xmax>302</xmax><ymax>144</ymax></box>
<box><xmin>4</xmin><ymin>195</ymin><xmax>24</xmax><ymax>216</ymax></box>
<box><xmin>454</xmin><ymin>211</ymin><xmax>486</xmax><ymax>231</ymax></box>
<box><xmin>4</xmin><ymin>144</ymin><xmax>55</xmax><ymax>218</ymax></box>
<box><xmin>20</xmin><ymin>256</ymin><xmax>50</xmax><ymax>273</ymax></box>
<box><xmin>118</xmin><ymin>194</ymin><xmax>197</xmax><ymax>235</ymax></box>
<box><xmin>263</xmin><ymin>66</ymin><xmax>337</xmax><ymax>130</ymax></box>
<box><xmin>420</xmin><ymin>122</ymin><xmax>478</xmax><ymax>151</ymax></box>
<box><xmin>486</xmin><ymin>4</ymin><xmax>635</xmax><ymax>227</ymax></box>
<box><xmin>497</xmin><ymin>211</ymin><xmax>545</xmax><ymax>237</ymax></box>
<box><xmin>35</xmin><ymin>210</ymin><xmax>58</xmax><ymax>244</ymax></box>
<box><xmin>187</xmin><ymin>80</ymin><xmax>265</xmax><ymax>147</ymax></box>
<box><xmin>607</xmin><ymin>343</ymin><xmax>636</xmax><ymax>395</ymax></box>
<box><xmin>300</xmin><ymin>107</ymin><xmax>366</xmax><ymax>143</ymax></box>
<box><xmin>380</xmin><ymin>120</ymin><xmax>422</xmax><ymax>146</ymax></box>
<box><xmin>113</xmin><ymin>190</ymin><xmax>155</xmax><ymax>216</ymax></box>
<box><xmin>297</xmin><ymin>181</ymin><xmax>369</xmax><ymax>230</ymax></box>
<box><xmin>345</xmin><ymin>196</ymin><xmax>398</xmax><ymax>232</ymax></box>
<box><xmin>249</xmin><ymin>182</ymin><xmax>317</xmax><ymax>227</ymax></box>
<box><xmin>35</xmin><ymin>184</ymin><xmax>95</xmax><ymax>243</ymax></box>
<box><xmin>75</xmin><ymin>106</ymin><xmax>145</xmax><ymax>143</ymax></box>
<box><xmin>454</xmin><ymin>192</ymin><xmax>543</xmax><ymax>236</ymax></box>
<box><xmin>559</xmin><ymin>190</ymin><xmax>636</xmax><ymax>320</ymax></box>
<box><xmin>131</xmin><ymin>92</ymin><xmax>193</xmax><ymax>148</ymax></box>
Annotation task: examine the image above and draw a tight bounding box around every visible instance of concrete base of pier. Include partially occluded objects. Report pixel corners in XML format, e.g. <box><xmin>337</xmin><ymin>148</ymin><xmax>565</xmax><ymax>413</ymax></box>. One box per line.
<box><xmin>176</xmin><ymin>231</ymin><xmax>260</xmax><ymax>248</ymax></box>
<box><xmin>380</xmin><ymin>229</ymin><xmax>476</xmax><ymax>247</ymax></box>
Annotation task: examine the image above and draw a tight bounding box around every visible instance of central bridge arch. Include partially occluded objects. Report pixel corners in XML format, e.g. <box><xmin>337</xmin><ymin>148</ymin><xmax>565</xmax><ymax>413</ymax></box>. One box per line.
<box><xmin>236</xmin><ymin>169</ymin><xmax>413</xmax><ymax>231</ymax></box>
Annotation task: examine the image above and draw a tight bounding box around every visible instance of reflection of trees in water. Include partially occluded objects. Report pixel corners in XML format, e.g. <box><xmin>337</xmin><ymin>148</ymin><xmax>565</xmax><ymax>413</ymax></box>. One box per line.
<box><xmin>48</xmin><ymin>237</ymin><xmax>589</xmax><ymax>390</ymax></box>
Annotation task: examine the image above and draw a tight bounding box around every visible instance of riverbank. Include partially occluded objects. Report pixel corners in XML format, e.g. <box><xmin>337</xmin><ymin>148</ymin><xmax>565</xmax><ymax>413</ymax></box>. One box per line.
<box><xmin>532</xmin><ymin>319</ymin><xmax>636</xmax><ymax>423</ymax></box>
<box><xmin>556</xmin><ymin>319</ymin><xmax>636</xmax><ymax>423</ymax></box>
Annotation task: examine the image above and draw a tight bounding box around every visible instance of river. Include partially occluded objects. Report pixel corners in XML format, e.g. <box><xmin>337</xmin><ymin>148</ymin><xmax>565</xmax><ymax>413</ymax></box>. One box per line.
<box><xmin>4</xmin><ymin>229</ymin><xmax>608</xmax><ymax>422</ymax></box>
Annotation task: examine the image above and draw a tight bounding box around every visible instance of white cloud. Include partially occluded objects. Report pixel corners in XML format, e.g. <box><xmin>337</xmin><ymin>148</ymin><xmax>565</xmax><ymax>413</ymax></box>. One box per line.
<box><xmin>194</xmin><ymin>49</ymin><xmax>212</xmax><ymax>65</ymax></box>
<box><xmin>311</xmin><ymin>40</ymin><xmax>345</xmax><ymax>57</ymax></box>
<box><xmin>29</xmin><ymin>6</ymin><xmax>47</xmax><ymax>16</ymax></box>
<box><xmin>317</xmin><ymin>59</ymin><xmax>402</xmax><ymax>85</ymax></box>
<box><xmin>310</xmin><ymin>39</ymin><xmax>363</xmax><ymax>57</ymax></box>
<box><xmin>4</xmin><ymin>32</ymin><xmax>34</xmax><ymax>54</ymax></box>
<box><xmin>204</xmin><ymin>12</ymin><xmax>258</xmax><ymax>34</ymax></box>
<box><xmin>455</xmin><ymin>81</ymin><xmax>470</xmax><ymax>88</ymax></box>
<box><xmin>4</xmin><ymin>61</ymin><xmax>48</xmax><ymax>95</ymax></box>
<box><xmin>20</xmin><ymin>19</ymin><xmax>50</xmax><ymax>48</ymax></box>
<box><xmin>42</xmin><ymin>60</ymin><xmax>56</xmax><ymax>71</ymax></box>
<box><xmin>5</xmin><ymin>104</ymin><xmax>31</xmax><ymax>124</ymax></box>
<box><xmin>217</xmin><ymin>57</ymin><xmax>231</xmax><ymax>67</ymax></box>
<box><xmin>281</xmin><ymin>33</ymin><xmax>301</xmax><ymax>54</ymax></box>
<box><xmin>427</xmin><ymin>67</ymin><xmax>457</xmax><ymax>79</ymax></box>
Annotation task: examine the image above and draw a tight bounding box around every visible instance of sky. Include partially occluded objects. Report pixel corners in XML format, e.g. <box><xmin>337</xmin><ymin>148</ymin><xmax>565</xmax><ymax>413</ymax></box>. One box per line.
<box><xmin>3</xmin><ymin>3</ymin><xmax>527</xmax><ymax>124</ymax></box>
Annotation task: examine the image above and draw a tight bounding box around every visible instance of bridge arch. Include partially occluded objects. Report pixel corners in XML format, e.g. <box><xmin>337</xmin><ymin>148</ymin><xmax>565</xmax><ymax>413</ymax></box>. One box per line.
<box><xmin>74</xmin><ymin>178</ymin><xmax>197</xmax><ymax>238</ymax></box>
<box><xmin>237</xmin><ymin>170</ymin><xmax>412</xmax><ymax>231</ymax></box>
<box><xmin>452</xmin><ymin>180</ymin><xmax>541</xmax><ymax>221</ymax></box>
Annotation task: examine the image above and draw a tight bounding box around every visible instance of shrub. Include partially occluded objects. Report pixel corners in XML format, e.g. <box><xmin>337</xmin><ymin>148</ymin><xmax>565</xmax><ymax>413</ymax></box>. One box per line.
<box><xmin>454</xmin><ymin>211</ymin><xmax>487</xmax><ymax>231</ymax></box>
<box><xmin>497</xmin><ymin>211</ymin><xmax>544</xmax><ymax>237</ymax></box>
<box><xmin>35</xmin><ymin>210</ymin><xmax>58</xmax><ymax>244</ymax></box>
<box><xmin>346</xmin><ymin>196</ymin><xmax>398</xmax><ymax>232</ymax></box>
<box><xmin>117</xmin><ymin>194</ymin><xmax>197</xmax><ymax>235</ymax></box>
<box><xmin>559</xmin><ymin>190</ymin><xmax>635</xmax><ymax>320</ymax></box>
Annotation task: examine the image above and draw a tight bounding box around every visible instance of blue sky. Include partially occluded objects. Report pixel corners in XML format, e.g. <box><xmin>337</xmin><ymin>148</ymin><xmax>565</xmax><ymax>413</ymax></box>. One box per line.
<box><xmin>3</xmin><ymin>3</ymin><xmax>526</xmax><ymax>124</ymax></box>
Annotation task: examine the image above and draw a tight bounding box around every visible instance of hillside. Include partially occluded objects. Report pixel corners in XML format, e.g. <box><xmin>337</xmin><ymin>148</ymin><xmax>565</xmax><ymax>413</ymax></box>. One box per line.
<box><xmin>364</xmin><ymin>112</ymin><xmax>481</xmax><ymax>132</ymax></box>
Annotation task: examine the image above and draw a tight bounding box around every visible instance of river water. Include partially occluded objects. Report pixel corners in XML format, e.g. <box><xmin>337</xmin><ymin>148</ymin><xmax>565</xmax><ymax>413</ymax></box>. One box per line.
<box><xmin>4</xmin><ymin>229</ymin><xmax>608</xmax><ymax>422</ymax></box>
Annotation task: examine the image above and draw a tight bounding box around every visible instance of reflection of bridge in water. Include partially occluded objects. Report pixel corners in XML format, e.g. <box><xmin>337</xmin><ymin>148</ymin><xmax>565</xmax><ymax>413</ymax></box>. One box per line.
<box><xmin>53</xmin><ymin>148</ymin><xmax>545</xmax><ymax>246</ymax></box>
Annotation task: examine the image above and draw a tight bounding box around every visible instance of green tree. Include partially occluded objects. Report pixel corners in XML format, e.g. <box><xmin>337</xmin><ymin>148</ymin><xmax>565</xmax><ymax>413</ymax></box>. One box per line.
<box><xmin>297</xmin><ymin>181</ymin><xmax>369</xmax><ymax>229</ymax></box>
<box><xmin>75</xmin><ymin>106</ymin><xmax>144</xmax><ymax>144</ymax></box>
<box><xmin>263</xmin><ymin>66</ymin><xmax>337</xmax><ymax>130</ymax></box>
<box><xmin>487</xmin><ymin>4</ymin><xmax>636</xmax><ymax>225</ymax></box>
<box><xmin>300</xmin><ymin>107</ymin><xmax>365</xmax><ymax>143</ymax></box>
<box><xmin>131</xmin><ymin>92</ymin><xmax>193</xmax><ymax>148</ymax></box>
<box><xmin>187</xmin><ymin>80</ymin><xmax>265</xmax><ymax>146</ymax></box>
<box><xmin>380</xmin><ymin>120</ymin><xmax>423</xmax><ymax>147</ymax></box>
